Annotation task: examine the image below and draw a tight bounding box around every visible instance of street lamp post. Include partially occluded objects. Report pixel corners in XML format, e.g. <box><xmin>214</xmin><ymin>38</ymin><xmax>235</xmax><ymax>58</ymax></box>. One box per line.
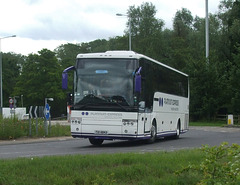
<box><xmin>0</xmin><ymin>35</ymin><xmax>16</xmax><ymax>114</ymax></box>
<box><xmin>116</xmin><ymin>13</ymin><xmax>132</xmax><ymax>51</ymax></box>
<box><xmin>205</xmin><ymin>0</ymin><xmax>209</xmax><ymax>60</ymax></box>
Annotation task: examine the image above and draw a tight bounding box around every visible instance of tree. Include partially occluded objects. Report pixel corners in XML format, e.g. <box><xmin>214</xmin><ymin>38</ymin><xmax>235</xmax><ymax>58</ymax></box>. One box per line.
<box><xmin>88</xmin><ymin>39</ymin><xmax>109</xmax><ymax>52</ymax></box>
<box><xmin>170</xmin><ymin>8</ymin><xmax>194</xmax><ymax>71</ymax></box>
<box><xmin>14</xmin><ymin>49</ymin><xmax>65</xmax><ymax>117</ymax></box>
<box><xmin>218</xmin><ymin>0</ymin><xmax>240</xmax><ymax>60</ymax></box>
<box><xmin>2</xmin><ymin>52</ymin><xmax>24</xmax><ymax>107</ymax></box>
<box><xmin>185</xmin><ymin>56</ymin><xmax>221</xmax><ymax>120</ymax></box>
<box><xmin>173</xmin><ymin>8</ymin><xmax>193</xmax><ymax>38</ymax></box>
<box><xmin>108</xmin><ymin>36</ymin><xmax>128</xmax><ymax>50</ymax></box>
<box><xmin>213</xmin><ymin>0</ymin><xmax>240</xmax><ymax>114</ymax></box>
<box><xmin>54</xmin><ymin>43</ymin><xmax>81</xmax><ymax>69</ymax></box>
<box><xmin>127</xmin><ymin>2</ymin><xmax>164</xmax><ymax>55</ymax></box>
<box><xmin>230</xmin><ymin>45</ymin><xmax>240</xmax><ymax>114</ymax></box>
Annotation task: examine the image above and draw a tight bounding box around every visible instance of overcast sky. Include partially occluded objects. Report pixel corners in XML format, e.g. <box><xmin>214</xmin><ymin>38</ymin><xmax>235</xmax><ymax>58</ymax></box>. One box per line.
<box><xmin>0</xmin><ymin>0</ymin><xmax>221</xmax><ymax>55</ymax></box>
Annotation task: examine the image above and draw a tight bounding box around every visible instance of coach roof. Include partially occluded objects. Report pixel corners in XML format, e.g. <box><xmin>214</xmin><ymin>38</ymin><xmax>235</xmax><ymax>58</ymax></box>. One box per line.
<box><xmin>76</xmin><ymin>50</ymin><xmax>188</xmax><ymax>77</ymax></box>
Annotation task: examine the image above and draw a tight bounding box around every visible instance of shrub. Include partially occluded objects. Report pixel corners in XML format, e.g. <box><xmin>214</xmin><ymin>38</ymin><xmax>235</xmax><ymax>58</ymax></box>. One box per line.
<box><xmin>0</xmin><ymin>117</ymin><xmax>28</xmax><ymax>140</ymax></box>
<box><xmin>0</xmin><ymin>117</ymin><xmax>70</xmax><ymax>139</ymax></box>
<box><xmin>176</xmin><ymin>142</ymin><xmax>240</xmax><ymax>184</ymax></box>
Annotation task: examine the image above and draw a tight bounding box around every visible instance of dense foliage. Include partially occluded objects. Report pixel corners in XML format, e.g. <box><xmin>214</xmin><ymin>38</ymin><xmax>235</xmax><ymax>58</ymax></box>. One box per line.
<box><xmin>2</xmin><ymin>0</ymin><xmax>240</xmax><ymax>119</ymax></box>
<box><xmin>177</xmin><ymin>142</ymin><xmax>240</xmax><ymax>184</ymax></box>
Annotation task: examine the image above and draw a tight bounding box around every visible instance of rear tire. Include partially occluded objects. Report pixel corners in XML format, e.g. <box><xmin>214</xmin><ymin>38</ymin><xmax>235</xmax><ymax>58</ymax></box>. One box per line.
<box><xmin>175</xmin><ymin>122</ymin><xmax>180</xmax><ymax>139</ymax></box>
<box><xmin>89</xmin><ymin>138</ymin><xmax>104</xmax><ymax>146</ymax></box>
<box><xmin>148</xmin><ymin>121</ymin><xmax>157</xmax><ymax>143</ymax></box>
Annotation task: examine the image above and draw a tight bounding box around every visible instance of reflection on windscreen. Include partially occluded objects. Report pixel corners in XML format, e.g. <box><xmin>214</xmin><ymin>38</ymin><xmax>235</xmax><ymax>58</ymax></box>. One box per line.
<box><xmin>74</xmin><ymin>58</ymin><xmax>138</xmax><ymax>106</ymax></box>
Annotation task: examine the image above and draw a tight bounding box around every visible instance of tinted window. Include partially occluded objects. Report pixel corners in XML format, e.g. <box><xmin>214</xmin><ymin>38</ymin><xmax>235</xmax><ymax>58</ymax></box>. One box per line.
<box><xmin>139</xmin><ymin>58</ymin><xmax>188</xmax><ymax>107</ymax></box>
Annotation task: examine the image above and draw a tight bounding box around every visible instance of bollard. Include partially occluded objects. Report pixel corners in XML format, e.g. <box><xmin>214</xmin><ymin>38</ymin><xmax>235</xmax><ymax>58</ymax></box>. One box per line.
<box><xmin>227</xmin><ymin>114</ymin><xmax>234</xmax><ymax>125</ymax></box>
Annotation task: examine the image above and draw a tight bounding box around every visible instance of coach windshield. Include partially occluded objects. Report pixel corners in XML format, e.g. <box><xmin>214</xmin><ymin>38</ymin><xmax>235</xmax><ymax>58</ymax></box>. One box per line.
<box><xmin>73</xmin><ymin>58</ymin><xmax>138</xmax><ymax>111</ymax></box>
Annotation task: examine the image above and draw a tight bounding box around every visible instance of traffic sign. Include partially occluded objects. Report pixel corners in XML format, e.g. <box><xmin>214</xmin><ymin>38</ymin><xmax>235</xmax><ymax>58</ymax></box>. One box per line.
<box><xmin>29</xmin><ymin>106</ymin><xmax>44</xmax><ymax>118</ymax></box>
<box><xmin>34</xmin><ymin>106</ymin><xmax>38</xmax><ymax>118</ymax></box>
<box><xmin>45</xmin><ymin>103</ymin><xmax>50</xmax><ymax>120</ymax></box>
<box><xmin>29</xmin><ymin>106</ymin><xmax>33</xmax><ymax>118</ymax></box>
<box><xmin>9</xmin><ymin>98</ymin><xmax>13</xmax><ymax>104</ymax></box>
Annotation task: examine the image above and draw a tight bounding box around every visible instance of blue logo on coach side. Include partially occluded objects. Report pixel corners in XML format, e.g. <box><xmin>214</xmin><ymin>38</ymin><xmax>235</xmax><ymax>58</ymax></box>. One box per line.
<box><xmin>81</xmin><ymin>112</ymin><xmax>89</xmax><ymax>116</ymax></box>
<box><xmin>159</xmin><ymin>98</ymin><xmax>164</xmax><ymax>107</ymax></box>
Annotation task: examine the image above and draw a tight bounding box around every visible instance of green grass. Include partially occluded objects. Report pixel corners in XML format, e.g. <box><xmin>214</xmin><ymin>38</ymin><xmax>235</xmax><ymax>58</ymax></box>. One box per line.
<box><xmin>0</xmin><ymin>149</ymin><xmax>204</xmax><ymax>185</ymax></box>
<box><xmin>0</xmin><ymin>117</ymin><xmax>70</xmax><ymax>140</ymax></box>
<box><xmin>189</xmin><ymin>121</ymin><xmax>226</xmax><ymax>127</ymax></box>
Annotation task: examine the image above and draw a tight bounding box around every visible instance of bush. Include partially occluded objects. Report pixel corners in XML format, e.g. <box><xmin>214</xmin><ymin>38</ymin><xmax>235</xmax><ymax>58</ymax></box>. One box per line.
<box><xmin>0</xmin><ymin>116</ymin><xmax>70</xmax><ymax>140</ymax></box>
<box><xmin>0</xmin><ymin>117</ymin><xmax>28</xmax><ymax>139</ymax></box>
<box><xmin>176</xmin><ymin>142</ymin><xmax>240</xmax><ymax>184</ymax></box>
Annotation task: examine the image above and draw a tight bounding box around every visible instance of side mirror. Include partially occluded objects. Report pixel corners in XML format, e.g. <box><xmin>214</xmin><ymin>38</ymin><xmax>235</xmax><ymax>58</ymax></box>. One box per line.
<box><xmin>62</xmin><ymin>66</ymin><xmax>75</xmax><ymax>90</ymax></box>
<box><xmin>134</xmin><ymin>67</ymin><xmax>142</xmax><ymax>93</ymax></box>
<box><xmin>135</xmin><ymin>75</ymin><xmax>141</xmax><ymax>93</ymax></box>
<box><xmin>62</xmin><ymin>73</ymin><xmax>68</xmax><ymax>90</ymax></box>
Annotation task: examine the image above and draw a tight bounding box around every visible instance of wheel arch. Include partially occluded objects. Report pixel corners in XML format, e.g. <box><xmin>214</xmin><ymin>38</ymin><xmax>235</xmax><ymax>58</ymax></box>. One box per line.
<box><xmin>177</xmin><ymin>118</ymin><xmax>181</xmax><ymax>131</ymax></box>
<box><xmin>152</xmin><ymin>118</ymin><xmax>157</xmax><ymax>126</ymax></box>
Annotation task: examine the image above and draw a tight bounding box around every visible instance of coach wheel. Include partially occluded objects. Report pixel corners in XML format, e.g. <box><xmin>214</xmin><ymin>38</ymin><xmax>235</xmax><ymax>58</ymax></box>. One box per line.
<box><xmin>148</xmin><ymin>121</ymin><xmax>157</xmax><ymax>143</ymax></box>
<box><xmin>89</xmin><ymin>138</ymin><xmax>104</xmax><ymax>146</ymax></box>
<box><xmin>175</xmin><ymin>122</ymin><xmax>180</xmax><ymax>139</ymax></box>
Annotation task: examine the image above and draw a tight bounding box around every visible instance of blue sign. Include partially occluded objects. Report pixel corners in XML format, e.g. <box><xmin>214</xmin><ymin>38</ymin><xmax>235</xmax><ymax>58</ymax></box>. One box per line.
<box><xmin>45</xmin><ymin>103</ymin><xmax>50</xmax><ymax>120</ymax></box>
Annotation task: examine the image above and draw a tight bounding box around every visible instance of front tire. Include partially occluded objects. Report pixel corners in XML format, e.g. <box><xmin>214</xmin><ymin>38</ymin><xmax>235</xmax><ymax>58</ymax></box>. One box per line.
<box><xmin>89</xmin><ymin>138</ymin><xmax>104</xmax><ymax>146</ymax></box>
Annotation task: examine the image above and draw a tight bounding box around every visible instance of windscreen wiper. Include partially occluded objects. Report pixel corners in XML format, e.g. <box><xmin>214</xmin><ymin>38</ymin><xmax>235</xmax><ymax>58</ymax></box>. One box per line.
<box><xmin>109</xmin><ymin>101</ymin><xmax>130</xmax><ymax>111</ymax></box>
<box><xmin>74</xmin><ymin>94</ymin><xmax>131</xmax><ymax>111</ymax></box>
<box><xmin>76</xmin><ymin>94</ymin><xmax>107</xmax><ymax>104</ymax></box>
<box><xmin>73</xmin><ymin>102</ymin><xmax>100</xmax><ymax>109</ymax></box>
<box><xmin>103</xmin><ymin>95</ymin><xmax>130</xmax><ymax>111</ymax></box>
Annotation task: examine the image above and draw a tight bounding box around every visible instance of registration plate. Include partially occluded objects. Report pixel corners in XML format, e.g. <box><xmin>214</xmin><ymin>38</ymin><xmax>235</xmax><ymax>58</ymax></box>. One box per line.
<box><xmin>95</xmin><ymin>130</ymin><xmax>108</xmax><ymax>135</ymax></box>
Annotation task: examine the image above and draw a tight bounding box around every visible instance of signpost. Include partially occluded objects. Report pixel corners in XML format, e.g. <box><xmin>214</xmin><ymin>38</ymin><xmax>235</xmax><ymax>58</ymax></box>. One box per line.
<box><xmin>9</xmin><ymin>98</ymin><xmax>15</xmax><ymax>117</ymax></box>
<box><xmin>28</xmin><ymin>98</ymin><xmax>53</xmax><ymax>137</ymax></box>
<box><xmin>44</xmin><ymin>98</ymin><xmax>53</xmax><ymax>136</ymax></box>
<box><xmin>29</xmin><ymin>106</ymin><xmax>33</xmax><ymax>136</ymax></box>
<box><xmin>45</xmin><ymin>103</ymin><xmax>50</xmax><ymax>120</ymax></box>
<box><xmin>28</xmin><ymin>106</ymin><xmax>45</xmax><ymax>136</ymax></box>
<box><xmin>34</xmin><ymin>106</ymin><xmax>38</xmax><ymax>135</ymax></box>
<box><xmin>9</xmin><ymin>98</ymin><xmax>13</xmax><ymax>106</ymax></box>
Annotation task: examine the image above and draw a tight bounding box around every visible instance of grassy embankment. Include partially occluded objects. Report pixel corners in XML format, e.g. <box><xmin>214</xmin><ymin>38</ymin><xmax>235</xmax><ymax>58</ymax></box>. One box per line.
<box><xmin>0</xmin><ymin>149</ymin><xmax>203</xmax><ymax>185</ymax></box>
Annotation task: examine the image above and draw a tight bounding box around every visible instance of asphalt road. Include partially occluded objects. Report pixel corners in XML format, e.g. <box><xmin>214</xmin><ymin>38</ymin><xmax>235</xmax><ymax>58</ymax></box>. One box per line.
<box><xmin>0</xmin><ymin>126</ymin><xmax>239</xmax><ymax>159</ymax></box>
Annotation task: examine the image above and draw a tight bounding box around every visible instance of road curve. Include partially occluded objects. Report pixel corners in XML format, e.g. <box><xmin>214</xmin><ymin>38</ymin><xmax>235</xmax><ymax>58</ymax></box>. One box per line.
<box><xmin>0</xmin><ymin>126</ymin><xmax>239</xmax><ymax>159</ymax></box>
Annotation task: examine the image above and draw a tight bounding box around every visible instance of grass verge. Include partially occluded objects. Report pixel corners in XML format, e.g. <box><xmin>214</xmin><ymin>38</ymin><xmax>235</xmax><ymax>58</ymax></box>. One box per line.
<box><xmin>0</xmin><ymin>149</ymin><xmax>203</xmax><ymax>185</ymax></box>
<box><xmin>189</xmin><ymin>121</ymin><xmax>226</xmax><ymax>127</ymax></box>
<box><xmin>0</xmin><ymin>117</ymin><xmax>70</xmax><ymax>140</ymax></box>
